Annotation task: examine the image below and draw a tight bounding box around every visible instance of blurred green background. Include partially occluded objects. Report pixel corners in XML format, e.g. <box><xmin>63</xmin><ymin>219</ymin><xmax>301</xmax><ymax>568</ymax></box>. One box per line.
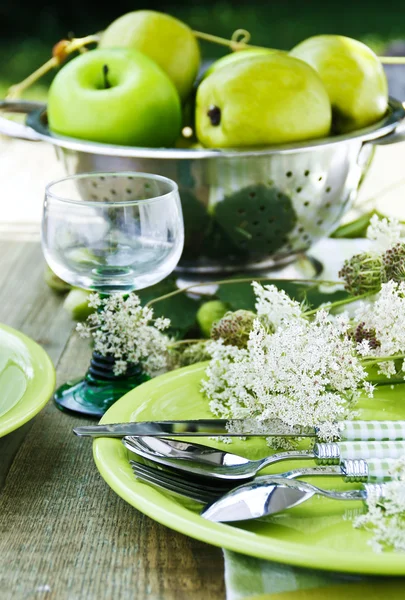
<box><xmin>1</xmin><ymin>0</ymin><xmax>405</xmax><ymax>101</ymax></box>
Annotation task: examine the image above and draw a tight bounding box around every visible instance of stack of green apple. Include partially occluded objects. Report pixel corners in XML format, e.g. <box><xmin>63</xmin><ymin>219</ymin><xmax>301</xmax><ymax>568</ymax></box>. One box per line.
<box><xmin>48</xmin><ymin>10</ymin><xmax>389</xmax><ymax>149</ymax></box>
<box><xmin>46</xmin><ymin>10</ymin><xmax>390</xmax><ymax>265</ymax></box>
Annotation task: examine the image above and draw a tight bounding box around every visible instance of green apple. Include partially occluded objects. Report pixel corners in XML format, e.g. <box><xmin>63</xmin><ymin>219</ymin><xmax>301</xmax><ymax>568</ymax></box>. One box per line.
<box><xmin>99</xmin><ymin>10</ymin><xmax>201</xmax><ymax>101</ymax></box>
<box><xmin>290</xmin><ymin>35</ymin><xmax>388</xmax><ymax>133</ymax></box>
<box><xmin>196</xmin><ymin>53</ymin><xmax>331</xmax><ymax>148</ymax></box>
<box><xmin>63</xmin><ymin>289</ymin><xmax>94</xmax><ymax>321</ymax></box>
<box><xmin>196</xmin><ymin>300</ymin><xmax>229</xmax><ymax>337</ymax></box>
<box><xmin>48</xmin><ymin>48</ymin><xmax>181</xmax><ymax>147</ymax></box>
<box><xmin>203</xmin><ymin>47</ymin><xmax>276</xmax><ymax>79</ymax></box>
<box><xmin>44</xmin><ymin>265</ymin><xmax>71</xmax><ymax>293</ymax></box>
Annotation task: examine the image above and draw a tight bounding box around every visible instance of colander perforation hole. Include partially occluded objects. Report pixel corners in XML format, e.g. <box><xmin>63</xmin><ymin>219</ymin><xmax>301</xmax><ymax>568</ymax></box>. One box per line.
<box><xmin>304</xmin><ymin>170</ymin><xmax>310</xmax><ymax>177</ymax></box>
<box><xmin>91</xmin><ymin>194</ymin><xmax>98</xmax><ymax>200</ymax></box>
<box><xmin>238</xmin><ymin>208</ymin><xmax>246</xmax><ymax>215</ymax></box>
<box><xmin>317</xmin><ymin>219</ymin><xmax>324</xmax><ymax>226</ymax></box>
<box><xmin>318</xmin><ymin>176</ymin><xmax>323</xmax><ymax>182</ymax></box>
<box><xmin>92</xmin><ymin>182</ymin><xmax>98</xmax><ymax>188</ymax></box>
<box><xmin>303</xmin><ymin>234</ymin><xmax>310</xmax><ymax>241</ymax></box>
<box><xmin>286</xmin><ymin>171</ymin><xmax>293</xmax><ymax>178</ymax></box>
<box><xmin>252</xmin><ymin>221</ymin><xmax>259</xmax><ymax>226</ymax></box>
<box><xmin>103</xmin><ymin>197</ymin><xmax>109</xmax><ymax>201</ymax></box>
<box><xmin>99</xmin><ymin>176</ymin><xmax>105</xmax><ymax>181</ymax></box>
<box><xmin>126</xmin><ymin>188</ymin><xmax>132</xmax><ymax>194</ymax></box>
<box><xmin>296</xmin><ymin>187</ymin><xmax>302</xmax><ymax>193</ymax></box>
<box><xmin>304</xmin><ymin>201</ymin><xmax>310</xmax><ymax>207</ymax></box>
<box><xmin>249</xmin><ymin>192</ymin><xmax>256</xmax><ymax>198</ymax></box>
<box><xmin>298</xmin><ymin>226</ymin><xmax>304</xmax><ymax>233</ymax></box>
<box><xmin>110</xmin><ymin>189</ymin><xmax>117</xmax><ymax>195</ymax></box>
<box><xmin>259</xmin><ymin>205</ymin><xmax>266</xmax><ymax>211</ymax></box>
<box><xmin>325</xmin><ymin>202</ymin><xmax>331</xmax><ymax>208</ymax></box>
<box><xmin>326</xmin><ymin>187</ymin><xmax>331</xmax><ymax>193</ymax></box>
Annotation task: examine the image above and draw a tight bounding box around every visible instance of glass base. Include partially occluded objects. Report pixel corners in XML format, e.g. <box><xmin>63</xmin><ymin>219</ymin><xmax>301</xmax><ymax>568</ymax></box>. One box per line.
<box><xmin>54</xmin><ymin>353</ymin><xmax>149</xmax><ymax>418</ymax></box>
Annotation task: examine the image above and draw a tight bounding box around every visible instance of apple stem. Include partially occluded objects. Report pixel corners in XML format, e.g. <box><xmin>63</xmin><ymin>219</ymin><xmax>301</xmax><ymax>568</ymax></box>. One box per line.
<box><xmin>192</xmin><ymin>29</ymin><xmax>272</xmax><ymax>52</ymax></box>
<box><xmin>379</xmin><ymin>56</ymin><xmax>405</xmax><ymax>64</ymax></box>
<box><xmin>6</xmin><ymin>33</ymin><xmax>100</xmax><ymax>100</ymax></box>
<box><xmin>102</xmin><ymin>65</ymin><xmax>111</xmax><ymax>89</ymax></box>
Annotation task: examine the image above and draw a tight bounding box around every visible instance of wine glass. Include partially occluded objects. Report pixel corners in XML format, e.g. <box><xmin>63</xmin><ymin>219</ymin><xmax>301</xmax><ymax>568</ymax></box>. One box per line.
<box><xmin>42</xmin><ymin>172</ymin><xmax>184</xmax><ymax>417</ymax></box>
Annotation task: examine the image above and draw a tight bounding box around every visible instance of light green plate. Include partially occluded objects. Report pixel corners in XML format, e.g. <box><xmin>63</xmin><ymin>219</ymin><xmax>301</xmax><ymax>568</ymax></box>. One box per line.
<box><xmin>0</xmin><ymin>323</ymin><xmax>56</xmax><ymax>437</ymax></box>
<box><xmin>93</xmin><ymin>362</ymin><xmax>405</xmax><ymax>575</ymax></box>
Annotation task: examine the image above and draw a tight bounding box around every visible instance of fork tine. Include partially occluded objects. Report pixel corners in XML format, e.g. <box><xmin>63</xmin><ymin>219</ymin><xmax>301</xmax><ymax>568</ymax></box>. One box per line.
<box><xmin>130</xmin><ymin>462</ymin><xmax>216</xmax><ymax>503</ymax></box>
<box><xmin>130</xmin><ymin>461</ymin><xmax>222</xmax><ymax>499</ymax></box>
<box><xmin>130</xmin><ymin>460</ymin><xmax>234</xmax><ymax>493</ymax></box>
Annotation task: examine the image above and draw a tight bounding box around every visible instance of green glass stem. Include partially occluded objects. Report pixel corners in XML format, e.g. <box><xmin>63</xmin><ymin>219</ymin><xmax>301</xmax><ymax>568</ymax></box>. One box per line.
<box><xmin>54</xmin><ymin>351</ymin><xmax>150</xmax><ymax>418</ymax></box>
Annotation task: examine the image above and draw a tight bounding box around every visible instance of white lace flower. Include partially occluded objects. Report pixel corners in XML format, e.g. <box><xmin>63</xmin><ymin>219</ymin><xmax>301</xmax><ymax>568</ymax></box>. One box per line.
<box><xmin>202</xmin><ymin>311</ymin><xmax>367</xmax><ymax>443</ymax></box>
<box><xmin>252</xmin><ymin>281</ymin><xmax>303</xmax><ymax>331</ymax></box>
<box><xmin>363</xmin><ymin>381</ymin><xmax>376</xmax><ymax>398</ymax></box>
<box><xmin>354</xmin><ymin>281</ymin><xmax>405</xmax><ymax>376</ymax></box>
<box><xmin>366</xmin><ymin>214</ymin><xmax>402</xmax><ymax>253</ymax></box>
<box><xmin>76</xmin><ymin>293</ymin><xmax>171</xmax><ymax>376</ymax></box>
<box><xmin>354</xmin><ymin>456</ymin><xmax>405</xmax><ymax>553</ymax></box>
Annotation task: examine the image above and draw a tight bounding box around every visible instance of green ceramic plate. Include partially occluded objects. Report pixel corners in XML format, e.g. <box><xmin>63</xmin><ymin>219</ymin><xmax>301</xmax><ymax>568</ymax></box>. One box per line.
<box><xmin>0</xmin><ymin>323</ymin><xmax>56</xmax><ymax>437</ymax></box>
<box><xmin>93</xmin><ymin>362</ymin><xmax>405</xmax><ymax>575</ymax></box>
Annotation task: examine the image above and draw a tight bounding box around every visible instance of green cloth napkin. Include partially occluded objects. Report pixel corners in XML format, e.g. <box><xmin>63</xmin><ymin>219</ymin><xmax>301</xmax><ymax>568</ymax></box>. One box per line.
<box><xmin>222</xmin><ymin>238</ymin><xmax>404</xmax><ymax>600</ymax></box>
<box><xmin>223</xmin><ymin>550</ymin><xmax>405</xmax><ymax>599</ymax></box>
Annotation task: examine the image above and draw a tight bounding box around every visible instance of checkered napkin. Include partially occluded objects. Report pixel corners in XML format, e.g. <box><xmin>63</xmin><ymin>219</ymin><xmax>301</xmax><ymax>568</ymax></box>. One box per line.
<box><xmin>223</xmin><ymin>550</ymin><xmax>405</xmax><ymax>599</ymax></box>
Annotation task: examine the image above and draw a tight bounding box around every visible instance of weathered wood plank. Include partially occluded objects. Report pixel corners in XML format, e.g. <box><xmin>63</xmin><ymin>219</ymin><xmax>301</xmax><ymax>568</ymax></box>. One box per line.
<box><xmin>0</xmin><ymin>241</ymin><xmax>74</xmax><ymax>487</ymax></box>
<box><xmin>0</xmin><ymin>241</ymin><xmax>225</xmax><ymax>599</ymax></box>
<box><xmin>0</xmin><ymin>330</ymin><xmax>225</xmax><ymax>600</ymax></box>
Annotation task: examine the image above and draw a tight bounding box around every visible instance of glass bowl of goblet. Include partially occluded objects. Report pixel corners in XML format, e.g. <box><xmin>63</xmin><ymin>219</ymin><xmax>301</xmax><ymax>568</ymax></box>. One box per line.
<box><xmin>42</xmin><ymin>172</ymin><xmax>184</xmax><ymax>417</ymax></box>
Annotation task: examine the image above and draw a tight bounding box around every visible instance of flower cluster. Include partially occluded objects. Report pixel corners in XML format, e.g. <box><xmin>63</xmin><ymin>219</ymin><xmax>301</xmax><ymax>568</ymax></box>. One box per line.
<box><xmin>76</xmin><ymin>293</ymin><xmax>171</xmax><ymax>376</ymax></box>
<box><xmin>354</xmin><ymin>456</ymin><xmax>405</xmax><ymax>553</ymax></box>
<box><xmin>203</xmin><ymin>296</ymin><xmax>368</xmax><ymax>443</ymax></box>
<box><xmin>366</xmin><ymin>214</ymin><xmax>402</xmax><ymax>252</ymax></box>
<box><xmin>339</xmin><ymin>216</ymin><xmax>405</xmax><ymax>294</ymax></box>
<box><xmin>354</xmin><ymin>280</ymin><xmax>405</xmax><ymax>377</ymax></box>
<box><xmin>253</xmin><ymin>281</ymin><xmax>303</xmax><ymax>330</ymax></box>
<box><xmin>211</xmin><ymin>309</ymin><xmax>256</xmax><ymax>348</ymax></box>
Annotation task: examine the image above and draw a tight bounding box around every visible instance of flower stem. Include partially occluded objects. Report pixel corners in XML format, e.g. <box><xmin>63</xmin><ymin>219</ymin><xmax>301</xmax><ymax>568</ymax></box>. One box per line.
<box><xmin>146</xmin><ymin>277</ymin><xmax>342</xmax><ymax>308</ymax></box>
<box><xmin>361</xmin><ymin>354</ymin><xmax>405</xmax><ymax>366</ymax></box>
<box><xmin>168</xmin><ymin>339</ymin><xmax>205</xmax><ymax>348</ymax></box>
<box><xmin>303</xmin><ymin>291</ymin><xmax>374</xmax><ymax>316</ymax></box>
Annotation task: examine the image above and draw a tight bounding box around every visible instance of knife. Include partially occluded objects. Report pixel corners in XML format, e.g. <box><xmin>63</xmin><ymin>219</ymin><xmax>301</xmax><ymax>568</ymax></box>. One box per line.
<box><xmin>73</xmin><ymin>418</ymin><xmax>405</xmax><ymax>440</ymax></box>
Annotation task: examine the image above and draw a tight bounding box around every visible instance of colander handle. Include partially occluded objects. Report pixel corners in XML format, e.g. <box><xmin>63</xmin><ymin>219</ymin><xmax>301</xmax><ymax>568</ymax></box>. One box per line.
<box><xmin>0</xmin><ymin>100</ymin><xmax>44</xmax><ymax>141</ymax></box>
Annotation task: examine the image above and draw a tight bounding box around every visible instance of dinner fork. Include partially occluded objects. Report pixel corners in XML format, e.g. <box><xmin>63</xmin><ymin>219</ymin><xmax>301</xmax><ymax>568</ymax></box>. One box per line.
<box><xmin>130</xmin><ymin>456</ymin><xmax>394</xmax><ymax>504</ymax></box>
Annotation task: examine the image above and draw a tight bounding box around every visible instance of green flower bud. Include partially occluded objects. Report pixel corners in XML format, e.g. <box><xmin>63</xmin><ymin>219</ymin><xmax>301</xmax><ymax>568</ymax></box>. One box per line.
<box><xmin>338</xmin><ymin>252</ymin><xmax>383</xmax><ymax>295</ymax></box>
<box><xmin>211</xmin><ymin>309</ymin><xmax>256</xmax><ymax>348</ymax></box>
<box><xmin>170</xmin><ymin>341</ymin><xmax>212</xmax><ymax>369</ymax></box>
<box><xmin>382</xmin><ymin>242</ymin><xmax>405</xmax><ymax>283</ymax></box>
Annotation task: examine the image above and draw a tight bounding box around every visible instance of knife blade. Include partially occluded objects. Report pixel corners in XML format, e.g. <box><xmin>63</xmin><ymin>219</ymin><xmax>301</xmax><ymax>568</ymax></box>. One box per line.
<box><xmin>73</xmin><ymin>418</ymin><xmax>316</xmax><ymax>438</ymax></box>
<box><xmin>73</xmin><ymin>418</ymin><xmax>405</xmax><ymax>440</ymax></box>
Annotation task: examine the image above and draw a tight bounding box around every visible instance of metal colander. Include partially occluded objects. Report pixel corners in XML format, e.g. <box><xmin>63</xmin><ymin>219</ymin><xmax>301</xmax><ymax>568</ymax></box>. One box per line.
<box><xmin>1</xmin><ymin>98</ymin><xmax>405</xmax><ymax>274</ymax></box>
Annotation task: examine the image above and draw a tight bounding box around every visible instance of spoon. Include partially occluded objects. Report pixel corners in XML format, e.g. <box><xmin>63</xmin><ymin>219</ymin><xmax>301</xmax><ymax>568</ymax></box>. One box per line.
<box><xmin>122</xmin><ymin>436</ymin><xmax>405</xmax><ymax>481</ymax></box>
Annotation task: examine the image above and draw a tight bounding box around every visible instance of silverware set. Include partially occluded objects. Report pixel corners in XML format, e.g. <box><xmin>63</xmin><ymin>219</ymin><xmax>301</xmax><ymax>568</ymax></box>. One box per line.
<box><xmin>73</xmin><ymin>418</ymin><xmax>405</xmax><ymax>522</ymax></box>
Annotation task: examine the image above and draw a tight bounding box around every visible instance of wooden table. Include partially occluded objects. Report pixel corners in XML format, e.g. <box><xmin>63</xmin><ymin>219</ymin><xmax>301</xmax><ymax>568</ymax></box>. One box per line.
<box><xmin>0</xmin><ymin>239</ymin><xmax>225</xmax><ymax>599</ymax></box>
